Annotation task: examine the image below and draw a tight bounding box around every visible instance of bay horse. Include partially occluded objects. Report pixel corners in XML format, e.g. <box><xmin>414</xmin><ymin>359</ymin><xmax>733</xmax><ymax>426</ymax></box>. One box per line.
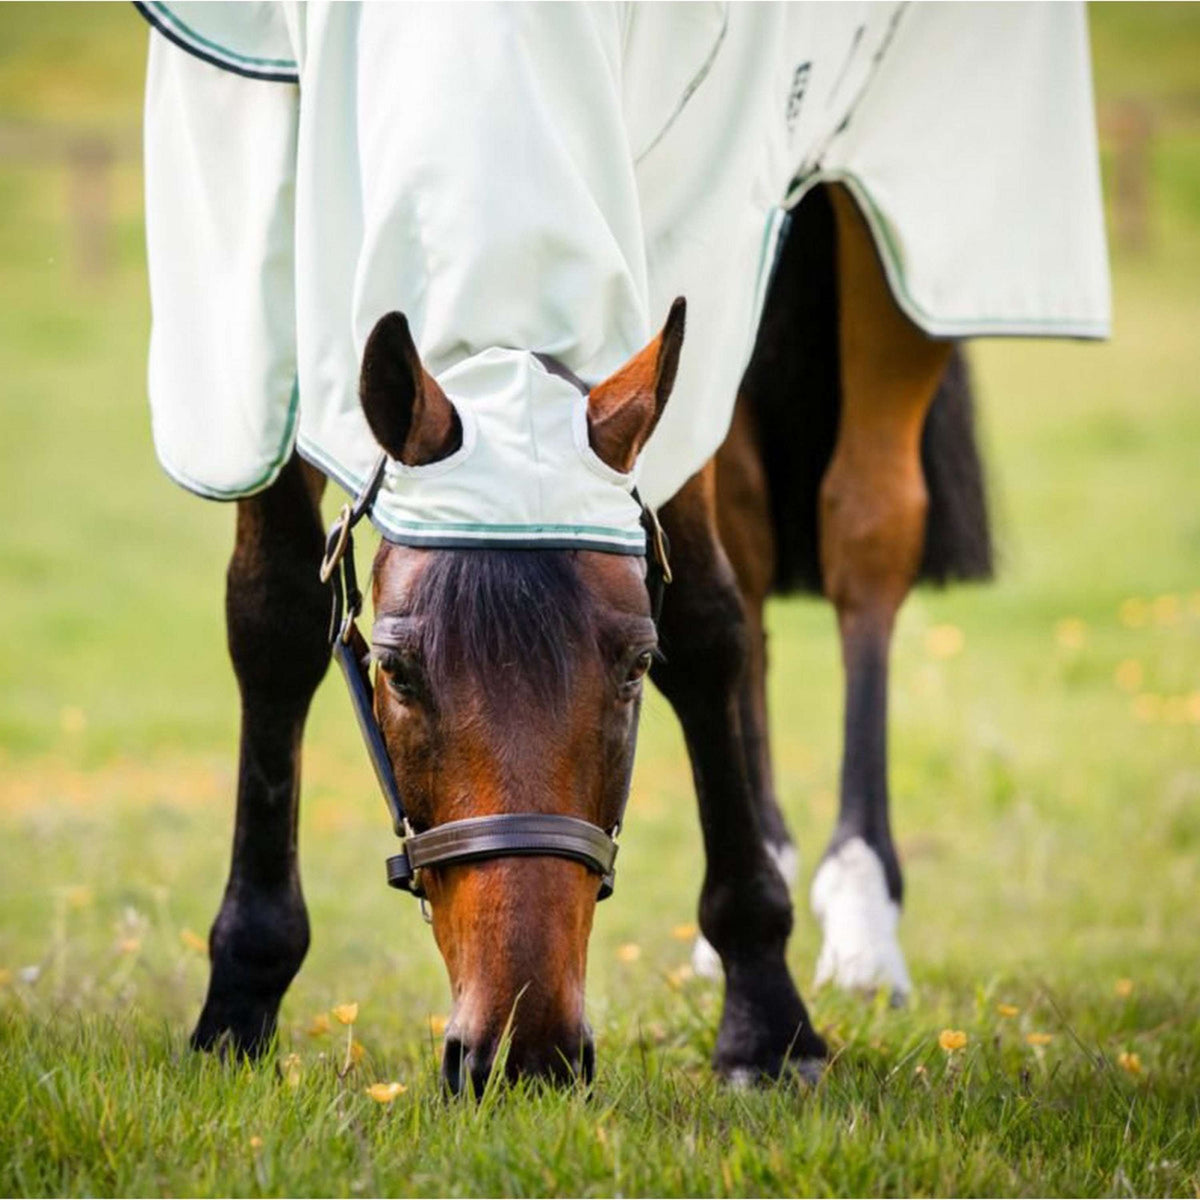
<box><xmin>193</xmin><ymin>179</ymin><xmax>990</xmax><ymax>1093</ymax></box>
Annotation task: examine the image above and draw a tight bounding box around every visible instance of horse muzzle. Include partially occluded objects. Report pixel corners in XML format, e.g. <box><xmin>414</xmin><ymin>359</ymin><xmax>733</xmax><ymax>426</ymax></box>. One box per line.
<box><xmin>441</xmin><ymin>1020</ymin><xmax>595</xmax><ymax>1096</ymax></box>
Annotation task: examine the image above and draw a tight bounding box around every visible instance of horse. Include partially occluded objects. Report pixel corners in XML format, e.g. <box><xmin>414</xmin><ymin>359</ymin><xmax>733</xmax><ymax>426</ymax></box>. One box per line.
<box><xmin>137</xmin><ymin>3</ymin><xmax>1104</xmax><ymax>1095</ymax></box>
<box><xmin>186</xmin><ymin>179</ymin><xmax>988</xmax><ymax>1095</ymax></box>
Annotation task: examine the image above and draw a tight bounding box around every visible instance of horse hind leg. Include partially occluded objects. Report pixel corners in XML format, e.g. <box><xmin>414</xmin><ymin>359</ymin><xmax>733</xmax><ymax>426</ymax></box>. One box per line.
<box><xmin>191</xmin><ymin>454</ymin><xmax>331</xmax><ymax>1056</ymax></box>
<box><xmin>809</xmin><ymin>185</ymin><xmax>952</xmax><ymax>1003</ymax></box>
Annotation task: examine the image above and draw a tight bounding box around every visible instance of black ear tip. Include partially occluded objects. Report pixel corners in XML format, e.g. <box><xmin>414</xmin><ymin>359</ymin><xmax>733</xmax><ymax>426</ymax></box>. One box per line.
<box><xmin>667</xmin><ymin>296</ymin><xmax>687</xmax><ymax>332</ymax></box>
<box><xmin>368</xmin><ymin>309</ymin><xmax>408</xmax><ymax>343</ymax></box>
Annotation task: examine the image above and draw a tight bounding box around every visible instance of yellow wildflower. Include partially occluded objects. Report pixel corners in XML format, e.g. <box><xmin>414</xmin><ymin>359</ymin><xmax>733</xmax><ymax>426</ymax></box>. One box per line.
<box><xmin>1115</xmin><ymin>977</ymin><xmax>1135</xmax><ymax>998</ymax></box>
<box><xmin>1113</xmin><ymin>660</ymin><xmax>1143</xmax><ymax>692</ymax></box>
<box><xmin>938</xmin><ymin>1029</ymin><xmax>968</xmax><ymax>1052</ymax></box>
<box><xmin>1118</xmin><ymin>598</ymin><xmax>1148</xmax><ymax>628</ymax></box>
<box><xmin>1055</xmin><ymin>618</ymin><xmax>1087</xmax><ymax>651</ymax></box>
<box><xmin>60</xmin><ymin>706</ymin><xmax>87</xmax><ymax>735</ymax></box>
<box><xmin>332</xmin><ymin>1002</ymin><xmax>359</xmax><ymax>1025</ymax></box>
<box><xmin>1153</xmin><ymin>594</ymin><xmax>1181</xmax><ymax>625</ymax></box>
<box><xmin>1117</xmin><ymin>1051</ymin><xmax>1142</xmax><ymax>1075</ymax></box>
<box><xmin>666</xmin><ymin>964</ymin><xmax>694</xmax><ymax>989</ymax></box>
<box><xmin>925</xmin><ymin>625</ymin><xmax>965</xmax><ymax>660</ymax></box>
<box><xmin>366</xmin><ymin>1081</ymin><xmax>406</xmax><ymax>1103</ymax></box>
<box><xmin>348</xmin><ymin>1039</ymin><xmax>365</xmax><ymax>1065</ymax></box>
<box><xmin>307</xmin><ymin>1013</ymin><xmax>331</xmax><ymax>1037</ymax></box>
<box><xmin>249</xmin><ymin>1136</ymin><xmax>263</xmax><ymax>1151</ymax></box>
<box><xmin>616</xmin><ymin>943</ymin><xmax>641</xmax><ymax>963</ymax></box>
<box><xmin>180</xmin><ymin>928</ymin><xmax>207</xmax><ymax>953</ymax></box>
<box><xmin>1026</xmin><ymin>1032</ymin><xmax>1053</xmax><ymax>1046</ymax></box>
<box><xmin>428</xmin><ymin>1014</ymin><xmax>449</xmax><ymax>1037</ymax></box>
<box><xmin>117</xmin><ymin>937</ymin><xmax>141</xmax><ymax>955</ymax></box>
<box><xmin>996</xmin><ymin>1003</ymin><xmax>1019</xmax><ymax>1018</ymax></box>
<box><xmin>671</xmin><ymin>923</ymin><xmax>698</xmax><ymax>940</ymax></box>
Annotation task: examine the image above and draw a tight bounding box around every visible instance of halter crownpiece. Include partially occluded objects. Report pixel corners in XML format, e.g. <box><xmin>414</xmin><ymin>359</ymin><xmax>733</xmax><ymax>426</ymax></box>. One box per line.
<box><xmin>320</xmin><ymin>363</ymin><xmax>671</xmax><ymax>915</ymax></box>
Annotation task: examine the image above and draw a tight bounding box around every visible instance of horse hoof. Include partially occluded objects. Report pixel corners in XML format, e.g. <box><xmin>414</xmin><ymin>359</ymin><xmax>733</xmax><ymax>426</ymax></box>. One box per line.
<box><xmin>720</xmin><ymin>1055</ymin><xmax>826</xmax><ymax>1090</ymax></box>
<box><xmin>810</xmin><ymin>837</ymin><xmax>912</xmax><ymax>1000</ymax></box>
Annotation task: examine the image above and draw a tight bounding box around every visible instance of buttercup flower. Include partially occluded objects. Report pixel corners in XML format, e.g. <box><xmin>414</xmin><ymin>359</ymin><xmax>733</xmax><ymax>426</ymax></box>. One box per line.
<box><xmin>1118</xmin><ymin>598</ymin><xmax>1148</xmax><ymax>628</ymax></box>
<box><xmin>366</xmin><ymin>1081</ymin><xmax>406</xmax><ymax>1103</ymax></box>
<box><xmin>1115</xmin><ymin>978</ymin><xmax>1135</xmax><ymax>998</ymax></box>
<box><xmin>1026</xmin><ymin>1032</ymin><xmax>1053</xmax><ymax>1046</ymax></box>
<box><xmin>938</xmin><ymin>1029</ymin><xmax>968</xmax><ymax>1051</ymax></box>
<box><xmin>616</xmin><ymin>943</ymin><xmax>641</xmax><ymax>963</ymax></box>
<box><xmin>307</xmin><ymin>1013</ymin><xmax>331</xmax><ymax>1037</ymax></box>
<box><xmin>180</xmin><ymin>928</ymin><xmax>207</xmax><ymax>953</ymax></box>
<box><xmin>1117</xmin><ymin>1051</ymin><xmax>1142</xmax><ymax>1075</ymax></box>
<box><xmin>1055</xmin><ymin>618</ymin><xmax>1087</xmax><ymax>650</ymax></box>
<box><xmin>1114</xmin><ymin>660</ymin><xmax>1143</xmax><ymax>692</ymax></box>
<box><xmin>996</xmin><ymin>1003</ymin><xmax>1019</xmax><ymax>1018</ymax></box>
<box><xmin>925</xmin><ymin>625</ymin><xmax>965</xmax><ymax>660</ymax></box>
<box><xmin>332</xmin><ymin>1002</ymin><xmax>359</xmax><ymax>1025</ymax></box>
<box><xmin>671</xmin><ymin>923</ymin><xmax>698</xmax><ymax>940</ymax></box>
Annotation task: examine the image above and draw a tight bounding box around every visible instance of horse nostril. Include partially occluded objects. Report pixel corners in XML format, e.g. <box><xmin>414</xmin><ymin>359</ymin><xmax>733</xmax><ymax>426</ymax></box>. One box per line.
<box><xmin>580</xmin><ymin>1035</ymin><xmax>595</xmax><ymax>1085</ymax></box>
<box><xmin>441</xmin><ymin>1036</ymin><xmax>494</xmax><ymax>1099</ymax></box>
<box><xmin>441</xmin><ymin>1036</ymin><xmax>466</xmax><ymax>1096</ymax></box>
<box><xmin>442</xmin><ymin>1029</ymin><xmax>594</xmax><ymax>1095</ymax></box>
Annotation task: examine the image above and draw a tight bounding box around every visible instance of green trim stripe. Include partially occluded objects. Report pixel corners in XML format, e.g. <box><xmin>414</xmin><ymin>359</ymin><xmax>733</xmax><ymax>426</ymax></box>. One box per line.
<box><xmin>157</xmin><ymin>378</ymin><xmax>300</xmax><ymax>501</ymax></box>
<box><xmin>147</xmin><ymin>2</ymin><xmax>298</xmax><ymax>71</ymax></box>
<box><xmin>788</xmin><ymin>169</ymin><xmax>1109</xmax><ymax>339</ymax></box>
<box><xmin>295</xmin><ymin>433</ymin><xmax>646</xmax><ymax>547</ymax></box>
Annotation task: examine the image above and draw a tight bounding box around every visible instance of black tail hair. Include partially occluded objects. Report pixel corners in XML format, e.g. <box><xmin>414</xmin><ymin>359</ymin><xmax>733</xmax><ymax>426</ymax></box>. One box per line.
<box><xmin>740</xmin><ymin>185</ymin><xmax>994</xmax><ymax>597</ymax></box>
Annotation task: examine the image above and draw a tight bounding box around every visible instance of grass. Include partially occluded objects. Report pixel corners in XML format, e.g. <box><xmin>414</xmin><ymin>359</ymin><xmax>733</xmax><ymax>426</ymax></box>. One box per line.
<box><xmin>1</xmin><ymin>4</ymin><xmax>1199</xmax><ymax>1196</ymax></box>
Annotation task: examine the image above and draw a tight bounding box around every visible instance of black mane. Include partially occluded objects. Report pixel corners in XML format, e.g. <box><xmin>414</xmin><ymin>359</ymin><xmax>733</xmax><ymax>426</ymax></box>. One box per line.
<box><xmin>409</xmin><ymin>549</ymin><xmax>590</xmax><ymax>706</ymax></box>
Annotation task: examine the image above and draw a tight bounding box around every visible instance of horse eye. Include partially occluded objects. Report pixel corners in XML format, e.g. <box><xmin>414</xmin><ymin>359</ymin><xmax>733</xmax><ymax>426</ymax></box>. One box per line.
<box><xmin>625</xmin><ymin>650</ymin><xmax>654</xmax><ymax>685</ymax></box>
<box><xmin>376</xmin><ymin>652</ymin><xmax>419</xmax><ymax>701</ymax></box>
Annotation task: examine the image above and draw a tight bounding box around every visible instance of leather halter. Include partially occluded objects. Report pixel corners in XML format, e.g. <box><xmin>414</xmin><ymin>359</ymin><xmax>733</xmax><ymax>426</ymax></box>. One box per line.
<box><xmin>320</xmin><ymin>441</ymin><xmax>670</xmax><ymax>910</ymax></box>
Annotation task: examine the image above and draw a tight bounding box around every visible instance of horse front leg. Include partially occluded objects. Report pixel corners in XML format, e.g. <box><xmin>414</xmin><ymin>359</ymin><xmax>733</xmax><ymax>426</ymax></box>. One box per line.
<box><xmin>683</xmin><ymin>398</ymin><xmax>799</xmax><ymax>981</ymax></box>
<box><xmin>809</xmin><ymin>185</ymin><xmax>952</xmax><ymax>1002</ymax></box>
<box><xmin>191</xmin><ymin>454</ymin><xmax>331</xmax><ymax>1056</ymax></box>
<box><xmin>652</xmin><ymin>465</ymin><xmax>825</xmax><ymax>1083</ymax></box>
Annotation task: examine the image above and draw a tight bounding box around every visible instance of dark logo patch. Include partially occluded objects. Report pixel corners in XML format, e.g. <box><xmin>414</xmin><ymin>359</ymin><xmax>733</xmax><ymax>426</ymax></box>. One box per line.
<box><xmin>786</xmin><ymin>61</ymin><xmax>811</xmax><ymax>133</ymax></box>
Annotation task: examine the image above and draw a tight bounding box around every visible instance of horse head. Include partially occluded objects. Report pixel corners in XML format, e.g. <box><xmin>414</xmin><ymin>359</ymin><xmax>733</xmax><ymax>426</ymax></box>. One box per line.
<box><xmin>359</xmin><ymin>303</ymin><xmax>685</xmax><ymax>1093</ymax></box>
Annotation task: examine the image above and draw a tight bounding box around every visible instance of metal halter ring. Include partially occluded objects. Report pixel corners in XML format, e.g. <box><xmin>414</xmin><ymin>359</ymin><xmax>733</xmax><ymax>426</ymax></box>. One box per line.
<box><xmin>319</xmin><ymin>504</ymin><xmax>353</xmax><ymax>583</ymax></box>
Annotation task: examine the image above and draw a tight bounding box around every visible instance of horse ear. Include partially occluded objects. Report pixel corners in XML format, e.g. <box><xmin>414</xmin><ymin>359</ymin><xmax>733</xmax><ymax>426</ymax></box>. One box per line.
<box><xmin>586</xmin><ymin>297</ymin><xmax>686</xmax><ymax>473</ymax></box>
<box><xmin>359</xmin><ymin>312</ymin><xmax>461</xmax><ymax>466</ymax></box>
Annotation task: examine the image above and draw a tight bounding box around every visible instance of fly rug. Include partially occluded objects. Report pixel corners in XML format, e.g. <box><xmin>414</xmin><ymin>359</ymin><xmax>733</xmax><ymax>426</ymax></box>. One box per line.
<box><xmin>138</xmin><ymin>2</ymin><xmax>1109</xmax><ymax>1087</ymax></box>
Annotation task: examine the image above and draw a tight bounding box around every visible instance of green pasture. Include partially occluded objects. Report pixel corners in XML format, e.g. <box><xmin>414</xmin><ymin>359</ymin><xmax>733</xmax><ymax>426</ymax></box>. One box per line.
<box><xmin>2</xmin><ymin>5</ymin><xmax>1199</xmax><ymax>1196</ymax></box>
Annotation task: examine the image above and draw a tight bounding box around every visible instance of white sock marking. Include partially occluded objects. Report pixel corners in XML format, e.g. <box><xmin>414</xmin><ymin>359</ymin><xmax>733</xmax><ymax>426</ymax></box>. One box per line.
<box><xmin>810</xmin><ymin>836</ymin><xmax>911</xmax><ymax>999</ymax></box>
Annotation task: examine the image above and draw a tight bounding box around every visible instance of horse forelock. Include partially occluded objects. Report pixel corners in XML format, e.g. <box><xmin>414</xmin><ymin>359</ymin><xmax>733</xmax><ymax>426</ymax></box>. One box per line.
<box><xmin>409</xmin><ymin>549</ymin><xmax>590</xmax><ymax>709</ymax></box>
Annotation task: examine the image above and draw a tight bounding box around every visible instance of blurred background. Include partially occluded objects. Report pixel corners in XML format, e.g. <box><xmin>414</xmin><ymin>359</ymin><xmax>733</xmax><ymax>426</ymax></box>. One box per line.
<box><xmin>0</xmin><ymin>0</ymin><xmax>1198</xmax><ymax>1083</ymax></box>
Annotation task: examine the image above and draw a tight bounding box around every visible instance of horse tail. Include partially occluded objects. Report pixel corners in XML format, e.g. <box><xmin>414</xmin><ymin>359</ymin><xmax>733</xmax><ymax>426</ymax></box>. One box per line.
<box><xmin>738</xmin><ymin>184</ymin><xmax>994</xmax><ymax>597</ymax></box>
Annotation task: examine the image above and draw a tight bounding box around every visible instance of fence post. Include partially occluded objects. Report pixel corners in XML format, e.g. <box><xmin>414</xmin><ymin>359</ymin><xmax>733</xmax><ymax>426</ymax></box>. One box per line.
<box><xmin>68</xmin><ymin>134</ymin><xmax>114</xmax><ymax>283</ymax></box>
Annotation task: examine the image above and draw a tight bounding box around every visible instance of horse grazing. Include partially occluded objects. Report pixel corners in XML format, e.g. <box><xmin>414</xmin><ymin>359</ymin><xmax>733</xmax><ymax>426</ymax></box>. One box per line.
<box><xmin>190</xmin><ymin>181</ymin><xmax>989</xmax><ymax>1093</ymax></box>
<box><xmin>138</xmin><ymin>3</ymin><xmax>1105</xmax><ymax>1093</ymax></box>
